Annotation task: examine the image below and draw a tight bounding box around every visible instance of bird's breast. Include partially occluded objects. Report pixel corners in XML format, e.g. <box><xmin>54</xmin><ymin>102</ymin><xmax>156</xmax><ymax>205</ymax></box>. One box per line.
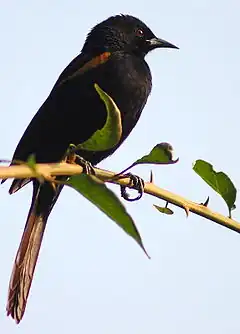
<box><xmin>96</xmin><ymin>52</ymin><xmax>152</xmax><ymax>133</ymax></box>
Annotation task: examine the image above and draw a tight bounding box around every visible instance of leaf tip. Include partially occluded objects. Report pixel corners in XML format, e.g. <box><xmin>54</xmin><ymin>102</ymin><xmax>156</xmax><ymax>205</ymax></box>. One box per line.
<box><xmin>142</xmin><ymin>245</ymin><xmax>151</xmax><ymax>259</ymax></box>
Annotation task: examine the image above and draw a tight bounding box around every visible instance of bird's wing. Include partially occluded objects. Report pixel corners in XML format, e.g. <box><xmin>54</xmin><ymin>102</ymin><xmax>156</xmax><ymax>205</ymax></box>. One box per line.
<box><xmin>6</xmin><ymin>52</ymin><xmax>113</xmax><ymax>193</ymax></box>
<box><xmin>53</xmin><ymin>51</ymin><xmax>111</xmax><ymax>88</ymax></box>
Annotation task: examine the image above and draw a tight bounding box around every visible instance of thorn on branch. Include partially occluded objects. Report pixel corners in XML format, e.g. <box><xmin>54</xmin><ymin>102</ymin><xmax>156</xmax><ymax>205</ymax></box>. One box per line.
<box><xmin>150</xmin><ymin>170</ymin><xmax>154</xmax><ymax>183</ymax></box>
<box><xmin>183</xmin><ymin>204</ymin><xmax>190</xmax><ymax>217</ymax></box>
<box><xmin>200</xmin><ymin>196</ymin><xmax>210</xmax><ymax>207</ymax></box>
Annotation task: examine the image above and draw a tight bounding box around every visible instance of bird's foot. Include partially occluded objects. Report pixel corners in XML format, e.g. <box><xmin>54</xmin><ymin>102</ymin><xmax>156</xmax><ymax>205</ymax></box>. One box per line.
<box><xmin>74</xmin><ymin>155</ymin><xmax>95</xmax><ymax>175</ymax></box>
<box><xmin>65</xmin><ymin>144</ymin><xmax>95</xmax><ymax>175</ymax></box>
<box><xmin>118</xmin><ymin>173</ymin><xmax>145</xmax><ymax>202</ymax></box>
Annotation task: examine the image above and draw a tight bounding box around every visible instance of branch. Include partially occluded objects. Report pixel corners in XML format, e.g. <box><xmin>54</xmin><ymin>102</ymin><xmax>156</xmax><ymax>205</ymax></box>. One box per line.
<box><xmin>0</xmin><ymin>163</ymin><xmax>239</xmax><ymax>233</ymax></box>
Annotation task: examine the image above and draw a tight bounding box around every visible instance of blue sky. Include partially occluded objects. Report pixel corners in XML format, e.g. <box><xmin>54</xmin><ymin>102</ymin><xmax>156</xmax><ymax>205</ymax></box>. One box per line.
<box><xmin>1</xmin><ymin>1</ymin><xmax>240</xmax><ymax>333</ymax></box>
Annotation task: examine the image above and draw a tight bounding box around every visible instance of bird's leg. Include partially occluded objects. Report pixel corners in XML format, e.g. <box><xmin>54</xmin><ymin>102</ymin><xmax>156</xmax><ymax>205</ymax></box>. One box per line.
<box><xmin>118</xmin><ymin>173</ymin><xmax>145</xmax><ymax>202</ymax></box>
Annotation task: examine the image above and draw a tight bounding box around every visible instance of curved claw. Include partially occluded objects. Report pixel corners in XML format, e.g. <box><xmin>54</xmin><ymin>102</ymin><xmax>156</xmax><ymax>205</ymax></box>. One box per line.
<box><xmin>75</xmin><ymin>155</ymin><xmax>95</xmax><ymax>175</ymax></box>
<box><xmin>119</xmin><ymin>173</ymin><xmax>145</xmax><ymax>202</ymax></box>
<box><xmin>65</xmin><ymin>145</ymin><xmax>95</xmax><ymax>175</ymax></box>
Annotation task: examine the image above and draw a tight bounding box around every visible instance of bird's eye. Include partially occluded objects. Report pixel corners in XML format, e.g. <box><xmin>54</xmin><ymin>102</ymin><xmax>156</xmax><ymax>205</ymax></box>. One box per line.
<box><xmin>136</xmin><ymin>28</ymin><xmax>144</xmax><ymax>37</ymax></box>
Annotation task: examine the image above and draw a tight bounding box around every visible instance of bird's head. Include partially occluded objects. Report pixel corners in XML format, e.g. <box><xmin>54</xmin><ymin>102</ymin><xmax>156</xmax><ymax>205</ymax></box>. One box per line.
<box><xmin>82</xmin><ymin>14</ymin><xmax>178</xmax><ymax>57</ymax></box>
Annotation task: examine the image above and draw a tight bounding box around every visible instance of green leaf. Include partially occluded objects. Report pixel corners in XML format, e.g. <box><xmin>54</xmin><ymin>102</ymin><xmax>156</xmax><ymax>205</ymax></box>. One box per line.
<box><xmin>154</xmin><ymin>204</ymin><xmax>174</xmax><ymax>215</ymax></box>
<box><xmin>77</xmin><ymin>83</ymin><xmax>122</xmax><ymax>151</ymax></box>
<box><xmin>113</xmin><ymin>142</ymin><xmax>178</xmax><ymax>179</ymax></box>
<box><xmin>67</xmin><ymin>174</ymin><xmax>149</xmax><ymax>257</ymax></box>
<box><xmin>26</xmin><ymin>154</ymin><xmax>37</xmax><ymax>171</ymax></box>
<box><xmin>133</xmin><ymin>142</ymin><xmax>178</xmax><ymax>166</ymax></box>
<box><xmin>193</xmin><ymin>159</ymin><xmax>236</xmax><ymax>217</ymax></box>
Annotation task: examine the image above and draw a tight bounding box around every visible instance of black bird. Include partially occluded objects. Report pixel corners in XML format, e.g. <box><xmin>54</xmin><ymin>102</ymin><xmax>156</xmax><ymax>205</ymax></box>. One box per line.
<box><xmin>3</xmin><ymin>14</ymin><xmax>178</xmax><ymax>323</ymax></box>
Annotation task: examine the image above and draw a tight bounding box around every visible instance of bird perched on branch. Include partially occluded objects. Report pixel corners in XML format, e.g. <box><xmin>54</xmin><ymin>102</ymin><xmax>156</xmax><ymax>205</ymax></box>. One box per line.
<box><xmin>2</xmin><ymin>14</ymin><xmax>178</xmax><ymax>323</ymax></box>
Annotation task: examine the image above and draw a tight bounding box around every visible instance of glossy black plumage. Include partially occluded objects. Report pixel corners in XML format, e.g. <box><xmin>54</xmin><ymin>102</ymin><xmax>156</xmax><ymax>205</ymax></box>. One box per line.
<box><xmin>4</xmin><ymin>14</ymin><xmax>178</xmax><ymax>323</ymax></box>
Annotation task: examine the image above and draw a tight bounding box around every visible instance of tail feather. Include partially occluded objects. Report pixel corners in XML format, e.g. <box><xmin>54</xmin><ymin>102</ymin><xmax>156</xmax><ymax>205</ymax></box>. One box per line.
<box><xmin>7</xmin><ymin>216</ymin><xmax>47</xmax><ymax>323</ymax></box>
<box><xmin>6</xmin><ymin>179</ymin><xmax>64</xmax><ymax>323</ymax></box>
<box><xmin>6</xmin><ymin>185</ymin><xmax>48</xmax><ymax>323</ymax></box>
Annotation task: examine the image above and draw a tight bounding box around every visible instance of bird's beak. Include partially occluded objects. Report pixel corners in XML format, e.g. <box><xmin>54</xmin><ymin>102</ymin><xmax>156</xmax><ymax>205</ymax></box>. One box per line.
<box><xmin>147</xmin><ymin>37</ymin><xmax>179</xmax><ymax>50</ymax></box>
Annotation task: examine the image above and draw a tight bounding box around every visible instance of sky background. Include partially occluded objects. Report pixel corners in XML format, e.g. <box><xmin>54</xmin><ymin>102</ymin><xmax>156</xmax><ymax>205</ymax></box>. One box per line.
<box><xmin>1</xmin><ymin>1</ymin><xmax>240</xmax><ymax>333</ymax></box>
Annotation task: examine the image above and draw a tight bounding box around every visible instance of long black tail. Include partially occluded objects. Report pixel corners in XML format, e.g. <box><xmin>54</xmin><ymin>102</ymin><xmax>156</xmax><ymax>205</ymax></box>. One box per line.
<box><xmin>6</xmin><ymin>180</ymin><xmax>63</xmax><ymax>323</ymax></box>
